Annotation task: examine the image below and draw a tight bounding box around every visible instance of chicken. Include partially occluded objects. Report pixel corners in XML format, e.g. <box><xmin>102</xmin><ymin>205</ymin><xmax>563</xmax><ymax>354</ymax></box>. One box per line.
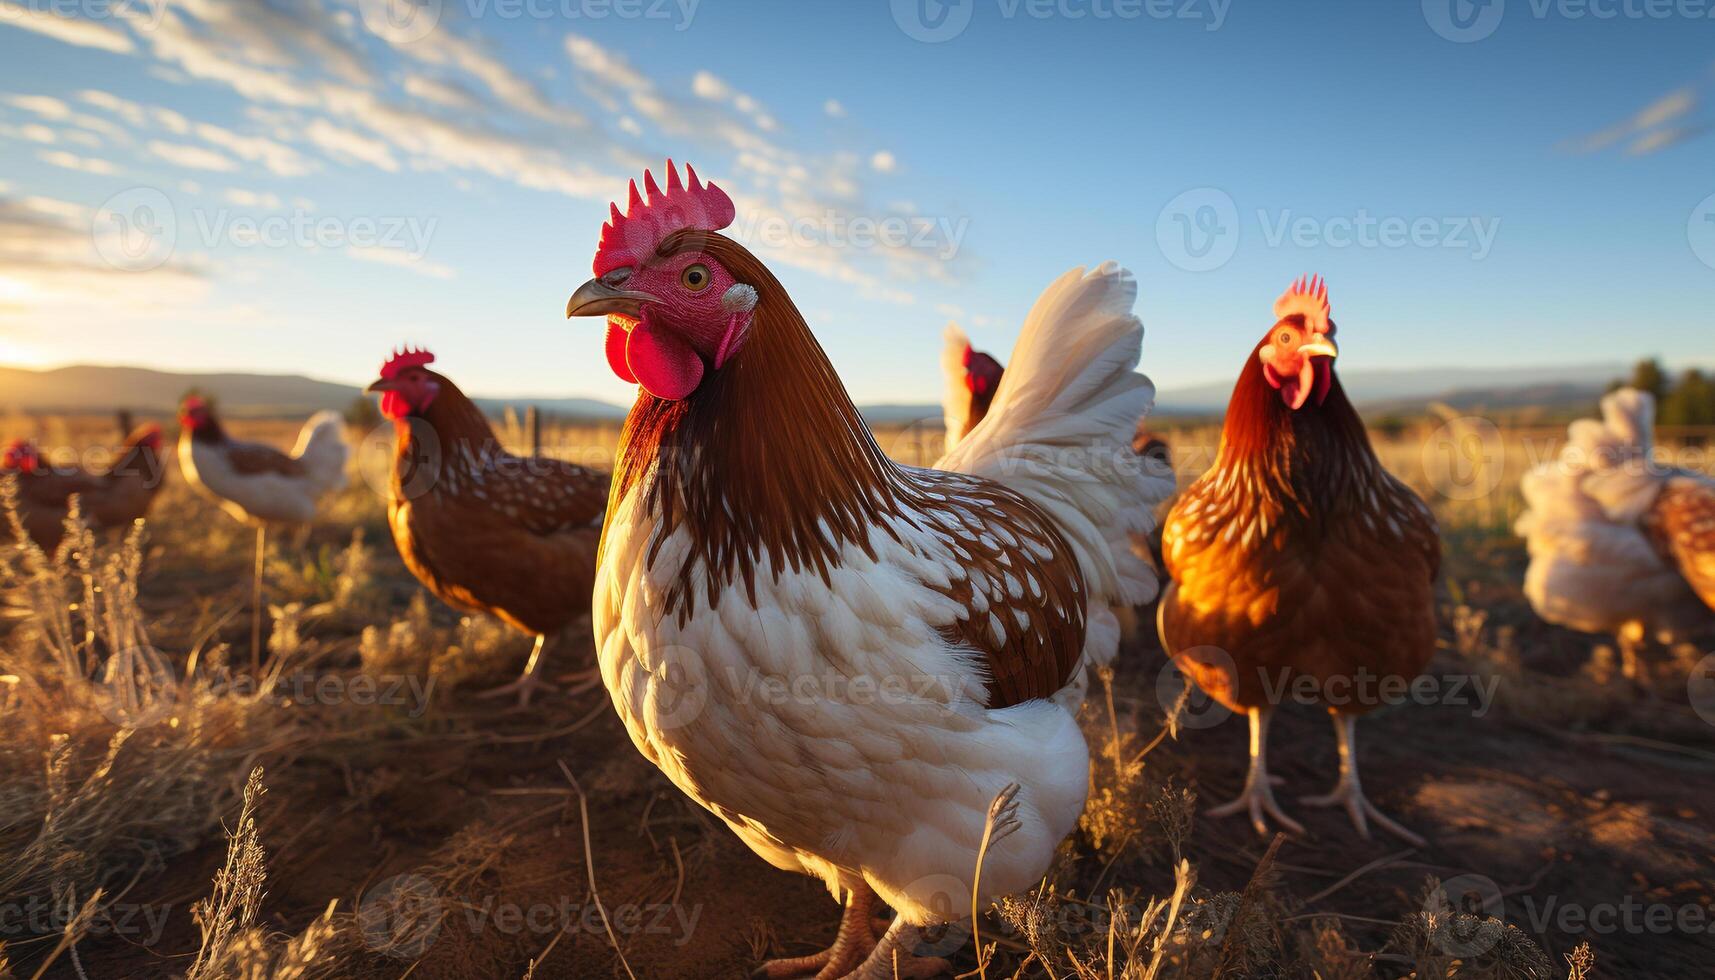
<box><xmin>1</xmin><ymin>425</ymin><xmax>167</xmax><ymax>554</ymax></box>
<box><xmin>1158</xmin><ymin>276</ymin><xmax>1439</xmax><ymax>845</ymax></box>
<box><xmin>939</xmin><ymin>324</ymin><xmax>1004</xmax><ymax>454</ymax></box>
<box><xmin>178</xmin><ymin>395</ymin><xmax>348</xmax><ymax>668</ymax></box>
<box><xmin>364</xmin><ymin>347</ymin><xmax>609</xmax><ymax>706</ymax></box>
<box><xmin>942</xmin><ymin>327</ymin><xmax>1175</xmax><ymax>610</ymax></box>
<box><xmin>565</xmin><ymin>162</ymin><xmax>1173</xmax><ymax>979</ymax></box>
<box><xmin>1515</xmin><ymin>388</ymin><xmax>1715</xmax><ymax>683</ymax></box>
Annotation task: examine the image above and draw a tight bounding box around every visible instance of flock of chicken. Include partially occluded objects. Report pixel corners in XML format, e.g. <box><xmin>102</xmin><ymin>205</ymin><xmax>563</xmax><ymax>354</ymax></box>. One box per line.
<box><xmin>4</xmin><ymin>161</ymin><xmax>1713</xmax><ymax>979</ymax></box>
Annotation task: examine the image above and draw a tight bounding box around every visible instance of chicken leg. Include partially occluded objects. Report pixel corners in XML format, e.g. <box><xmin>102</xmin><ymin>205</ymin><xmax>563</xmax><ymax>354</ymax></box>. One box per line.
<box><xmin>1207</xmin><ymin>706</ymin><xmax>1305</xmax><ymax>837</ymax></box>
<box><xmin>478</xmin><ymin>633</ymin><xmax>555</xmax><ymax>709</ymax></box>
<box><xmin>753</xmin><ymin>883</ymin><xmax>881</xmax><ymax>980</ymax></box>
<box><xmin>836</xmin><ymin>914</ymin><xmax>961</xmax><ymax>980</ymax></box>
<box><xmin>1299</xmin><ymin>711</ymin><xmax>1425</xmax><ymax>846</ymax></box>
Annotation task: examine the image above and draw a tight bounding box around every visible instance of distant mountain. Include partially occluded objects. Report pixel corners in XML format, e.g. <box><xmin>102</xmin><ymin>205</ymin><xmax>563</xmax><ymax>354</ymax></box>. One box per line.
<box><xmin>1153</xmin><ymin>362</ymin><xmax>1627</xmax><ymax>415</ymax></box>
<box><xmin>0</xmin><ymin>361</ymin><xmax>1630</xmax><ymax>423</ymax></box>
<box><xmin>0</xmin><ymin>364</ymin><xmax>630</xmax><ymax>420</ymax></box>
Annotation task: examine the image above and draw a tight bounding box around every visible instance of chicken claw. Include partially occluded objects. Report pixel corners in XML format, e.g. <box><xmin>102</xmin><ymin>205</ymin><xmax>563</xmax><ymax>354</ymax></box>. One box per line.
<box><xmin>753</xmin><ymin>885</ymin><xmax>878</xmax><ymax>980</ymax></box>
<box><xmin>1206</xmin><ymin>707</ymin><xmax>1306</xmax><ymax>838</ymax></box>
<box><xmin>478</xmin><ymin>634</ymin><xmax>555</xmax><ymax>709</ymax></box>
<box><xmin>1299</xmin><ymin>713</ymin><xmax>1425</xmax><ymax>846</ymax></box>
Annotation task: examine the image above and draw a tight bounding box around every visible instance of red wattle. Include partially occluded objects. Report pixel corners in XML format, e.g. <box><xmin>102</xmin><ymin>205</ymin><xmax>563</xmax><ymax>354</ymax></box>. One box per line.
<box><xmin>627</xmin><ymin>314</ymin><xmax>704</xmax><ymax>400</ymax></box>
<box><xmin>380</xmin><ymin>390</ymin><xmax>410</xmax><ymax>420</ymax></box>
<box><xmin>605</xmin><ymin>318</ymin><xmax>637</xmax><ymax>384</ymax></box>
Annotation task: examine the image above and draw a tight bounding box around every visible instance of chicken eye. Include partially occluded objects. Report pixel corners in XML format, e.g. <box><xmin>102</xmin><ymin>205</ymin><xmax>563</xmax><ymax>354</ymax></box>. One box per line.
<box><xmin>1279</xmin><ymin>331</ymin><xmax>1294</xmax><ymax>345</ymax></box>
<box><xmin>681</xmin><ymin>264</ymin><xmax>710</xmax><ymax>292</ymax></box>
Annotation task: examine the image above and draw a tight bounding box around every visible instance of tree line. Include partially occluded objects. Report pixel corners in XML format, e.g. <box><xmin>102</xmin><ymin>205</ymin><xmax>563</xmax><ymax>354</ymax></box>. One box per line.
<box><xmin>1614</xmin><ymin>359</ymin><xmax>1715</xmax><ymax>427</ymax></box>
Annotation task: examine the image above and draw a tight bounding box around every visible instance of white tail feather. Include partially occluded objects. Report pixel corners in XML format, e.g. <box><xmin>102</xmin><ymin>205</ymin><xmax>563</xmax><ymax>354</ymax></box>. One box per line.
<box><xmin>292</xmin><ymin>411</ymin><xmax>349</xmax><ymax>497</ymax></box>
<box><xmin>936</xmin><ymin>262</ymin><xmax>1175</xmax><ymax>607</ymax></box>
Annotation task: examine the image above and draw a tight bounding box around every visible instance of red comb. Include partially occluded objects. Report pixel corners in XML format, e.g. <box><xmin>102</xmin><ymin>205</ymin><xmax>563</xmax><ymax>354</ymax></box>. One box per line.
<box><xmin>1273</xmin><ymin>274</ymin><xmax>1331</xmax><ymax>335</ymax></box>
<box><xmin>593</xmin><ymin>160</ymin><xmax>736</xmax><ymax>276</ymax></box>
<box><xmin>2</xmin><ymin>438</ymin><xmax>38</xmax><ymax>472</ymax></box>
<box><xmin>380</xmin><ymin>345</ymin><xmax>435</xmax><ymax>379</ymax></box>
<box><xmin>181</xmin><ymin>395</ymin><xmax>206</xmax><ymax>412</ymax></box>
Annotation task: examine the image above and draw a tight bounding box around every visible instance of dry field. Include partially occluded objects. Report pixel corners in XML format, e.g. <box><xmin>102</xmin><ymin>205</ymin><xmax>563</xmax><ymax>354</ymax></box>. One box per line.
<box><xmin>0</xmin><ymin>411</ymin><xmax>1712</xmax><ymax>979</ymax></box>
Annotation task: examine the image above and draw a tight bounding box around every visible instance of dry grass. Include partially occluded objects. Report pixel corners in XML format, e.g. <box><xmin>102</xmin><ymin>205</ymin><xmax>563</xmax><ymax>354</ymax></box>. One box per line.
<box><xmin>1</xmin><ymin>412</ymin><xmax>1707</xmax><ymax>978</ymax></box>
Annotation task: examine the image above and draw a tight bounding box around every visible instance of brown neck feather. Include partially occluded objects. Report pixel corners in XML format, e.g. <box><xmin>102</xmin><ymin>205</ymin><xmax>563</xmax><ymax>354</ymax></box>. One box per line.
<box><xmin>397</xmin><ymin>375</ymin><xmax>505</xmax><ymax>482</ymax></box>
<box><xmin>1218</xmin><ymin>341</ymin><xmax>1379</xmax><ymax>517</ymax></box>
<box><xmin>607</xmin><ymin>231</ymin><xmax>899</xmax><ymax>618</ymax></box>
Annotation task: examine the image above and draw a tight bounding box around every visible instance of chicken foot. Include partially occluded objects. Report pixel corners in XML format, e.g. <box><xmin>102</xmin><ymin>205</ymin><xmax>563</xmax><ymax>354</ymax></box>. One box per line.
<box><xmin>1299</xmin><ymin>711</ymin><xmax>1426</xmax><ymax>846</ymax></box>
<box><xmin>478</xmin><ymin>633</ymin><xmax>557</xmax><ymax>709</ymax></box>
<box><xmin>835</xmin><ymin>914</ymin><xmax>963</xmax><ymax>980</ymax></box>
<box><xmin>752</xmin><ymin>883</ymin><xmax>881</xmax><ymax>980</ymax></box>
<box><xmin>1207</xmin><ymin>706</ymin><xmax>1305</xmax><ymax>837</ymax></box>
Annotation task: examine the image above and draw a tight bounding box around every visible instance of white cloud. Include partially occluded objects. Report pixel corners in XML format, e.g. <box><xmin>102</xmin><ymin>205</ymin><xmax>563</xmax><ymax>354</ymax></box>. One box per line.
<box><xmin>37</xmin><ymin>150</ymin><xmax>118</xmax><ymax>175</ymax></box>
<box><xmin>402</xmin><ymin>74</ymin><xmax>480</xmax><ymax>110</ymax></box>
<box><xmin>149</xmin><ymin>139</ymin><xmax>239</xmax><ymax>172</ymax></box>
<box><xmin>222</xmin><ymin>188</ymin><xmax>283</xmax><ymax>209</ymax></box>
<box><xmin>0</xmin><ymin>1</ymin><xmax>134</xmax><ymax>53</ymax></box>
<box><xmin>18</xmin><ymin>124</ymin><xmax>56</xmax><ymax>144</ymax></box>
<box><xmin>346</xmin><ymin>245</ymin><xmax>454</xmax><ymax>279</ymax></box>
<box><xmin>194</xmin><ymin>123</ymin><xmax>312</xmax><ymax>177</ymax></box>
<box><xmin>305</xmin><ymin>118</ymin><xmax>399</xmax><ymax>172</ymax></box>
<box><xmin>823</xmin><ymin>99</ymin><xmax>846</xmax><ymax>118</ymax></box>
<box><xmin>870</xmin><ymin>150</ymin><xmax>896</xmax><ymax>173</ymax></box>
<box><xmin>4</xmin><ymin>94</ymin><xmax>71</xmax><ymax>120</ymax></box>
<box><xmin>691</xmin><ymin>70</ymin><xmax>730</xmax><ymax>101</ymax></box>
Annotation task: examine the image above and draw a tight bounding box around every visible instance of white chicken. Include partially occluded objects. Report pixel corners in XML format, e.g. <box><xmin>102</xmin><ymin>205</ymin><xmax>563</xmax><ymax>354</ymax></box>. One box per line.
<box><xmin>564</xmin><ymin>162</ymin><xmax>1173</xmax><ymax>979</ymax></box>
<box><xmin>1516</xmin><ymin>388</ymin><xmax>1715</xmax><ymax>681</ymax></box>
<box><xmin>177</xmin><ymin>395</ymin><xmax>349</xmax><ymax>667</ymax></box>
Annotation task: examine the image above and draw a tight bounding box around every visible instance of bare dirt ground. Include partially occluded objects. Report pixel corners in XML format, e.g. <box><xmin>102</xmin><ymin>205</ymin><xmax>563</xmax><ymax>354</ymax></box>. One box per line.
<box><xmin>4</xmin><ymin>417</ymin><xmax>1713</xmax><ymax>979</ymax></box>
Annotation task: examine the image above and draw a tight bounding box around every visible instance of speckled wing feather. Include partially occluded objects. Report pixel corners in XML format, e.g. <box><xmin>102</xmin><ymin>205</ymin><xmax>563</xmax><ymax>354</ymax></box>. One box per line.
<box><xmin>477</xmin><ymin>453</ymin><xmax>608</xmax><ymax>535</ymax></box>
<box><xmin>1644</xmin><ymin>477</ymin><xmax>1715</xmax><ymax>612</ymax></box>
<box><xmin>224</xmin><ymin>441</ymin><xmax>307</xmax><ymax>478</ymax></box>
<box><xmin>902</xmin><ymin>469</ymin><xmax>1086</xmax><ymax>708</ymax></box>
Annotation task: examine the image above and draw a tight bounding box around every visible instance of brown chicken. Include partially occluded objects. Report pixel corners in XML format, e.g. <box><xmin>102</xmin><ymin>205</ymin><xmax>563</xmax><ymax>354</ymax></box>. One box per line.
<box><xmin>1158</xmin><ymin>275</ymin><xmax>1439</xmax><ymax>844</ymax></box>
<box><xmin>1</xmin><ymin>425</ymin><xmax>167</xmax><ymax>554</ymax></box>
<box><xmin>366</xmin><ymin>347</ymin><xmax>608</xmax><ymax>706</ymax></box>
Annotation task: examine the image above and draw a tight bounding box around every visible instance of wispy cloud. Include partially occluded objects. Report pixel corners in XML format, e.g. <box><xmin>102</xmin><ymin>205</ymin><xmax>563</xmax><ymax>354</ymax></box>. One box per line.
<box><xmin>148</xmin><ymin>139</ymin><xmax>238</xmax><ymax>172</ymax></box>
<box><xmin>0</xmin><ymin>0</ymin><xmax>134</xmax><ymax>53</ymax></box>
<box><xmin>346</xmin><ymin>244</ymin><xmax>454</xmax><ymax>279</ymax></box>
<box><xmin>37</xmin><ymin>149</ymin><xmax>118</xmax><ymax>175</ymax></box>
<box><xmin>1564</xmin><ymin>83</ymin><xmax>1707</xmax><ymax>157</ymax></box>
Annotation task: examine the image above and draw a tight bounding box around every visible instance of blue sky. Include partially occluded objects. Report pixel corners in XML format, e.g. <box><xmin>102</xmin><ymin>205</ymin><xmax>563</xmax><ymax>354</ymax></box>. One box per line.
<box><xmin>0</xmin><ymin>0</ymin><xmax>1711</xmax><ymax>405</ymax></box>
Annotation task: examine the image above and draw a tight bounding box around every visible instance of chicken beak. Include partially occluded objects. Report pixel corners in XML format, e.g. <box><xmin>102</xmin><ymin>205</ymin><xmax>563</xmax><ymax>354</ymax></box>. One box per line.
<box><xmin>365</xmin><ymin>377</ymin><xmax>397</xmax><ymax>394</ymax></box>
<box><xmin>1300</xmin><ymin>338</ymin><xmax>1338</xmax><ymax>360</ymax></box>
<box><xmin>566</xmin><ymin>277</ymin><xmax>655</xmax><ymax>318</ymax></box>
